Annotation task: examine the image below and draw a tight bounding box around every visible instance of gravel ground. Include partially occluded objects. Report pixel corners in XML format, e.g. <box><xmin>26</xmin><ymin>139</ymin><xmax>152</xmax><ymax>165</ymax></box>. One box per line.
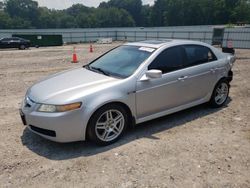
<box><xmin>0</xmin><ymin>43</ymin><xmax>249</xmax><ymax>188</ymax></box>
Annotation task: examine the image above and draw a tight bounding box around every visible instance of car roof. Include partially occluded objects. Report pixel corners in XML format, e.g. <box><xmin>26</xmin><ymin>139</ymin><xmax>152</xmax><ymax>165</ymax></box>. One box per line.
<box><xmin>125</xmin><ymin>39</ymin><xmax>209</xmax><ymax>49</ymax></box>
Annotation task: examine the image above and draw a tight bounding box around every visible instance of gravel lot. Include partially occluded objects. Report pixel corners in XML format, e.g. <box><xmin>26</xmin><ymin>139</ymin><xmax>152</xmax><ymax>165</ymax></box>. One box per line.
<box><xmin>0</xmin><ymin>43</ymin><xmax>249</xmax><ymax>188</ymax></box>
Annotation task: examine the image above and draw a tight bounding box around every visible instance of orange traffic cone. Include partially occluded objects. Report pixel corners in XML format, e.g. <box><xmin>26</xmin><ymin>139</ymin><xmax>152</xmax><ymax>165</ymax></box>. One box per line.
<box><xmin>89</xmin><ymin>44</ymin><xmax>93</xmax><ymax>53</ymax></box>
<box><xmin>71</xmin><ymin>46</ymin><xmax>78</xmax><ymax>63</ymax></box>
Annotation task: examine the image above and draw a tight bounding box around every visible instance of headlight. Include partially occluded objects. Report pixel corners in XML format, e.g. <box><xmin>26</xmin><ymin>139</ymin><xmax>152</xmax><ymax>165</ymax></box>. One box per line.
<box><xmin>38</xmin><ymin>102</ymin><xmax>82</xmax><ymax>113</ymax></box>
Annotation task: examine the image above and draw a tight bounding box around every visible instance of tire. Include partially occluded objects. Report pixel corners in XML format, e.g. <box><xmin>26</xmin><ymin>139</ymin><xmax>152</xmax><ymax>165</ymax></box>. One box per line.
<box><xmin>209</xmin><ymin>79</ymin><xmax>230</xmax><ymax>108</ymax></box>
<box><xmin>19</xmin><ymin>45</ymin><xmax>26</xmax><ymax>50</ymax></box>
<box><xmin>87</xmin><ymin>104</ymin><xmax>129</xmax><ymax>146</ymax></box>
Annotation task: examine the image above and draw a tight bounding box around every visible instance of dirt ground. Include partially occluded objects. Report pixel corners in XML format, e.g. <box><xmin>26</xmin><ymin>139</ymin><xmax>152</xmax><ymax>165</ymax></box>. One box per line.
<box><xmin>0</xmin><ymin>43</ymin><xmax>249</xmax><ymax>188</ymax></box>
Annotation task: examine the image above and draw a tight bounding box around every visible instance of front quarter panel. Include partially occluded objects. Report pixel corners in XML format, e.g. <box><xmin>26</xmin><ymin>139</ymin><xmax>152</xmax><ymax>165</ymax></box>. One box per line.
<box><xmin>81</xmin><ymin>77</ymin><xmax>137</xmax><ymax>139</ymax></box>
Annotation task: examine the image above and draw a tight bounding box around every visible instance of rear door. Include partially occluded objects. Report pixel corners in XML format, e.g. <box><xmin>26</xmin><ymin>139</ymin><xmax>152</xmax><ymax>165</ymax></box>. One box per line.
<box><xmin>11</xmin><ymin>38</ymin><xmax>21</xmax><ymax>48</ymax></box>
<box><xmin>180</xmin><ymin>45</ymin><xmax>219</xmax><ymax>103</ymax></box>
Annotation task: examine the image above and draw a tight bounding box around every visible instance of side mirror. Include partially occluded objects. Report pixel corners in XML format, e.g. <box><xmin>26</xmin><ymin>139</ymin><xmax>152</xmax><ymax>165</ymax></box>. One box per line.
<box><xmin>140</xmin><ymin>69</ymin><xmax>162</xmax><ymax>81</ymax></box>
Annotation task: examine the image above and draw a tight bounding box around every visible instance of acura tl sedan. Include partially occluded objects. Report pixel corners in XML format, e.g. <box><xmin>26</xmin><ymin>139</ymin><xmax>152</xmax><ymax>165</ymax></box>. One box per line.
<box><xmin>20</xmin><ymin>40</ymin><xmax>235</xmax><ymax>145</ymax></box>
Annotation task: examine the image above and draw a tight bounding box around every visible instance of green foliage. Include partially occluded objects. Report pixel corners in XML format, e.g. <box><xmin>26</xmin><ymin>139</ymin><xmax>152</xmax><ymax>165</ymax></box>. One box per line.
<box><xmin>0</xmin><ymin>0</ymin><xmax>137</xmax><ymax>29</ymax></box>
<box><xmin>0</xmin><ymin>11</ymin><xmax>12</xmax><ymax>28</ymax></box>
<box><xmin>99</xmin><ymin>0</ymin><xmax>142</xmax><ymax>25</ymax></box>
<box><xmin>0</xmin><ymin>0</ymin><xmax>249</xmax><ymax>29</ymax></box>
<box><xmin>151</xmin><ymin>0</ymin><xmax>250</xmax><ymax>26</ymax></box>
<box><xmin>66</xmin><ymin>4</ymin><xmax>93</xmax><ymax>17</ymax></box>
<box><xmin>37</xmin><ymin>8</ymin><xmax>59</xmax><ymax>28</ymax></box>
<box><xmin>5</xmin><ymin>0</ymin><xmax>39</xmax><ymax>27</ymax></box>
<box><xmin>141</xmin><ymin>5</ymin><xmax>152</xmax><ymax>26</ymax></box>
<box><xmin>94</xmin><ymin>8</ymin><xmax>135</xmax><ymax>27</ymax></box>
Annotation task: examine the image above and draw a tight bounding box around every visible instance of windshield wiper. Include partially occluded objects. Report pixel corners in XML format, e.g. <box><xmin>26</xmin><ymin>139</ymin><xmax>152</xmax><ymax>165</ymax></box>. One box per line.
<box><xmin>88</xmin><ymin>66</ymin><xmax>110</xmax><ymax>76</ymax></box>
<box><xmin>84</xmin><ymin>64</ymin><xmax>90</xmax><ymax>70</ymax></box>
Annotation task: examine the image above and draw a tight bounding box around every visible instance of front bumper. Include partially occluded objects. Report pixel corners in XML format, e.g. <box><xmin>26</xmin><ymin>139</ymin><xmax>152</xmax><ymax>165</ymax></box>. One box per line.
<box><xmin>20</xmin><ymin>101</ymin><xmax>88</xmax><ymax>143</ymax></box>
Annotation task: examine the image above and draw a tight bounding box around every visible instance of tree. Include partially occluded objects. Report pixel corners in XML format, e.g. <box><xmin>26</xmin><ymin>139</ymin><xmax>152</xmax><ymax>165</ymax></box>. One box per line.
<box><xmin>0</xmin><ymin>0</ymin><xmax>250</xmax><ymax>29</ymax></box>
<box><xmin>66</xmin><ymin>4</ymin><xmax>93</xmax><ymax>17</ymax></box>
<box><xmin>99</xmin><ymin>0</ymin><xmax>143</xmax><ymax>26</ymax></box>
<box><xmin>231</xmin><ymin>0</ymin><xmax>250</xmax><ymax>23</ymax></box>
<box><xmin>37</xmin><ymin>8</ymin><xmax>60</xmax><ymax>28</ymax></box>
<box><xmin>151</xmin><ymin>0</ymin><xmax>167</xmax><ymax>26</ymax></box>
<box><xmin>75</xmin><ymin>12</ymin><xmax>91</xmax><ymax>28</ymax></box>
<box><xmin>5</xmin><ymin>0</ymin><xmax>40</xmax><ymax>28</ymax></box>
<box><xmin>10</xmin><ymin>16</ymin><xmax>31</xmax><ymax>28</ymax></box>
<box><xmin>94</xmin><ymin>7</ymin><xmax>135</xmax><ymax>27</ymax></box>
<box><xmin>0</xmin><ymin>1</ymin><xmax>4</xmax><ymax>10</ymax></box>
<box><xmin>57</xmin><ymin>12</ymin><xmax>77</xmax><ymax>28</ymax></box>
<box><xmin>151</xmin><ymin>0</ymin><xmax>250</xmax><ymax>26</ymax></box>
<box><xmin>141</xmin><ymin>5</ymin><xmax>153</xmax><ymax>26</ymax></box>
<box><xmin>0</xmin><ymin>11</ymin><xmax>12</xmax><ymax>29</ymax></box>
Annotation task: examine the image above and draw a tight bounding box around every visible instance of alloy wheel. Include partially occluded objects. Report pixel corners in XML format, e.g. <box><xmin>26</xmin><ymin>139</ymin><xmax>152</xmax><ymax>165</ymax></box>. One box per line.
<box><xmin>215</xmin><ymin>82</ymin><xmax>229</xmax><ymax>105</ymax></box>
<box><xmin>95</xmin><ymin>109</ymin><xmax>125</xmax><ymax>142</ymax></box>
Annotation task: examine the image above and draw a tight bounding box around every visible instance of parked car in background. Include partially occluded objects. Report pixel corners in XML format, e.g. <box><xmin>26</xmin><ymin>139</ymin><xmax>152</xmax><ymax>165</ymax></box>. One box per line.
<box><xmin>20</xmin><ymin>40</ymin><xmax>236</xmax><ymax>145</ymax></box>
<box><xmin>0</xmin><ymin>37</ymin><xmax>30</xmax><ymax>50</ymax></box>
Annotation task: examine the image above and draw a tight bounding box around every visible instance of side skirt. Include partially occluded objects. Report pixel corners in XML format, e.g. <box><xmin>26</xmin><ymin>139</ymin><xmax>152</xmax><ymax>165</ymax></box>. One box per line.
<box><xmin>136</xmin><ymin>97</ymin><xmax>210</xmax><ymax>124</ymax></box>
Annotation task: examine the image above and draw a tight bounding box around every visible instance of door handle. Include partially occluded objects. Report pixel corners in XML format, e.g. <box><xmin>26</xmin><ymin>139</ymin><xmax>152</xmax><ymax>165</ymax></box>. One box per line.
<box><xmin>178</xmin><ymin>76</ymin><xmax>188</xmax><ymax>81</ymax></box>
<box><xmin>210</xmin><ymin>68</ymin><xmax>218</xmax><ymax>73</ymax></box>
<box><xmin>210</xmin><ymin>68</ymin><xmax>215</xmax><ymax>73</ymax></box>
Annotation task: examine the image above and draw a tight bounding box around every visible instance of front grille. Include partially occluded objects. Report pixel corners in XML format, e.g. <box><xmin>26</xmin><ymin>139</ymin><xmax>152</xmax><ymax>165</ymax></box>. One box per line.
<box><xmin>29</xmin><ymin>125</ymin><xmax>56</xmax><ymax>137</ymax></box>
<box><xmin>25</xmin><ymin>103</ymin><xmax>31</xmax><ymax>108</ymax></box>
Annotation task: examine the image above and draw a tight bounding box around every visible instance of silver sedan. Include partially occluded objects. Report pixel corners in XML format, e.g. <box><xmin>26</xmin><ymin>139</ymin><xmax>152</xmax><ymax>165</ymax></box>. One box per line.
<box><xmin>20</xmin><ymin>40</ymin><xmax>235</xmax><ymax>145</ymax></box>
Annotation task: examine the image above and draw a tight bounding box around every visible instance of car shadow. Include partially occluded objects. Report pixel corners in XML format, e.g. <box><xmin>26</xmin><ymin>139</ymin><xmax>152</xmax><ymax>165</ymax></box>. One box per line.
<box><xmin>0</xmin><ymin>48</ymin><xmax>31</xmax><ymax>51</ymax></box>
<box><xmin>21</xmin><ymin>98</ymin><xmax>231</xmax><ymax>161</ymax></box>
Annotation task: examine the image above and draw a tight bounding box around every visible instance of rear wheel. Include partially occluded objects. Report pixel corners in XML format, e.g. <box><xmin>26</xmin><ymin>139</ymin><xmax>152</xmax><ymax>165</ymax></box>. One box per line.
<box><xmin>209</xmin><ymin>79</ymin><xmax>229</xmax><ymax>108</ymax></box>
<box><xmin>87</xmin><ymin>104</ymin><xmax>128</xmax><ymax>145</ymax></box>
<box><xmin>19</xmin><ymin>44</ymin><xmax>26</xmax><ymax>50</ymax></box>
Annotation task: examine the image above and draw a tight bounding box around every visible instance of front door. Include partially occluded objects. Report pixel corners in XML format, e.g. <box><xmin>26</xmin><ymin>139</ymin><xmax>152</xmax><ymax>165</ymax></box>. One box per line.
<box><xmin>136</xmin><ymin>46</ymin><xmax>189</xmax><ymax>118</ymax></box>
<box><xmin>136</xmin><ymin>69</ymin><xmax>192</xmax><ymax>119</ymax></box>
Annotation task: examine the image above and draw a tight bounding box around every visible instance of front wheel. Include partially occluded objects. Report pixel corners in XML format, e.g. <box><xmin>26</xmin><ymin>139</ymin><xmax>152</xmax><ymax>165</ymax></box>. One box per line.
<box><xmin>209</xmin><ymin>79</ymin><xmax>230</xmax><ymax>108</ymax></box>
<box><xmin>87</xmin><ymin>104</ymin><xmax>128</xmax><ymax>145</ymax></box>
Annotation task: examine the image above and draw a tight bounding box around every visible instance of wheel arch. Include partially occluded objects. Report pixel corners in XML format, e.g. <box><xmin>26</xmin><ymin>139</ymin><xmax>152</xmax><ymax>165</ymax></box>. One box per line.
<box><xmin>227</xmin><ymin>70</ymin><xmax>233</xmax><ymax>82</ymax></box>
<box><xmin>208</xmin><ymin>76</ymin><xmax>228</xmax><ymax>99</ymax></box>
<box><xmin>210</xmin><ymin>76</ymin><xmax>230</xmax><ymax>99</ymax></box>
<box><xmin>85</xmin><ymin>101</ymin><xmax>135</xmax><ymax>140</ymax></box>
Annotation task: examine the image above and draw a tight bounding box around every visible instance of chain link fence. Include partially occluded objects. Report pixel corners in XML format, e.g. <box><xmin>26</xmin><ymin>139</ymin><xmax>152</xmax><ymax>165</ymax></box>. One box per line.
<box><xmin>1</xmin><ymin>26</ymin><xmax>250</xmax><ymax>49</ymax></box>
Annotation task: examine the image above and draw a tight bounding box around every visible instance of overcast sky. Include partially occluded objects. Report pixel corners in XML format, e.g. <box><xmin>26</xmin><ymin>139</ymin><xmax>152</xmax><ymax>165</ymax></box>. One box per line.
<box><xmin>36</xmin><ymin>0</ymin><xmax>155</xmax><ymax>10</ymax></box>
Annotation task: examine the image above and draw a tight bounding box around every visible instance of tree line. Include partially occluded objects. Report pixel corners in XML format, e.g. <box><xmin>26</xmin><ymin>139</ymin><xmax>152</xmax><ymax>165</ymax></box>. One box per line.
<box><xmin>0</xmin><ymin>0</ymin><xmax>250</xmax><ymax>29</ymax></box>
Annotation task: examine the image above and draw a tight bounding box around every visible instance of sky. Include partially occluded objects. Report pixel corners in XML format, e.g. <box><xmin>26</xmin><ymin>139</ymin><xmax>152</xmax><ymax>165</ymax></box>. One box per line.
<box><xmin>36</xmin><ymin>0</ymin><xmax>155</xmax><ymax>10</ymax></box>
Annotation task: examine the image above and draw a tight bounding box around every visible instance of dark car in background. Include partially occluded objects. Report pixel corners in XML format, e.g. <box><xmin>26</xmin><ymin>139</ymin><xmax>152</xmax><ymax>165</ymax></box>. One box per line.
<box><xmin>0</xmin><ymin>37</ymin><xmax>31</xmax><ymax>50</ymax></box>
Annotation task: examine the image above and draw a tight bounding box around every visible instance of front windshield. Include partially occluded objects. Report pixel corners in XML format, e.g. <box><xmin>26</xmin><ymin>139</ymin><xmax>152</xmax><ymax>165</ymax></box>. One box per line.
<box><xmin>88</xmin><ymin>45</ymin><xmax>154</xmax><ymax>78</ymax></box>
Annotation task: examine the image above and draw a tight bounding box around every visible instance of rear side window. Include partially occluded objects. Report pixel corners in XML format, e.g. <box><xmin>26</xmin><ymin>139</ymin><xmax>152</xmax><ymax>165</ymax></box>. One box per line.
<box><xmin>149</xmin><ymin>46</ymin><xmax>185</xmax><ymax>73</ymax></box>
<box><xmin>183</xmin><ymin>45</ymin><xmax>217</xmax><ymax>67</ymax></box>
<box><xmin>1</xmin><ymin>38</ymin><xmax>10</xmax><ymax>42</ymax></box>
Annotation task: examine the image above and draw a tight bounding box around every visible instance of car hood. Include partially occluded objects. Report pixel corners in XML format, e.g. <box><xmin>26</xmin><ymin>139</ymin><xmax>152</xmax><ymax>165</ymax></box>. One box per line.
<box><xmin>28</xmin><ymin>67</ymin><xmax>119</xmax><ymax>104</ymax></box>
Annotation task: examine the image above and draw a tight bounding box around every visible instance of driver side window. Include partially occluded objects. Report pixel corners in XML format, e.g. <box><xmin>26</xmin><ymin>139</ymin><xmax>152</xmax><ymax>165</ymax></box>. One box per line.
<box><xmin>148</xmin><ymin>46</ymin><xmax>185</xmax><ymax>74</ymax></box>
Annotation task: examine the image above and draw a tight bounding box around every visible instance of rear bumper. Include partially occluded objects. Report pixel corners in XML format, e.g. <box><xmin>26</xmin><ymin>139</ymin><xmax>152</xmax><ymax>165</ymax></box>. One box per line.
<box><xmin>227</xmin><ymin>70</ymin><xmax>233</xmax><ymax>82</ymax></box>
<box><xmin>222</xmin><ymin>47</ymin><xmax>235</xmax><ymax>55</ymax></box>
